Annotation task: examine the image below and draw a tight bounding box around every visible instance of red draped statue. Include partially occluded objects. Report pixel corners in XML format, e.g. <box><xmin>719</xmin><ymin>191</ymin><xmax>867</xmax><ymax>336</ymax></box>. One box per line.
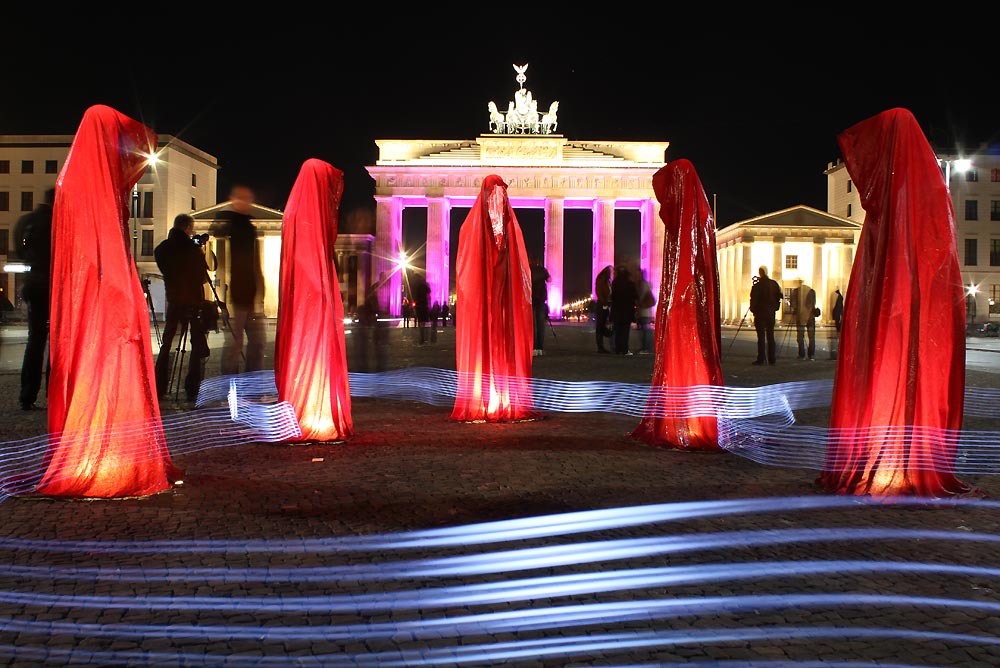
<box><xmin>451</xmin><ymin>175</ymin><xmax>537</xmax><ymax>422</ymax></box>
<box><xmin>36</xmin><ymin>104</ymin><xmax>182</xmax><ymax>498</ymax></box>
<box><xmin>274</xmin><ymin>159</ymin><xmax>353</xmax><ymax>443</ymax></box>
<box><xmin>629</xmin><ymin>159</ymin><xmax>723</xmax><ymax>450</ymax></box>
<box><xmin>819</xmin><ymin>108</ymin><xmax>981</xmax><ymax>498</ymax></box>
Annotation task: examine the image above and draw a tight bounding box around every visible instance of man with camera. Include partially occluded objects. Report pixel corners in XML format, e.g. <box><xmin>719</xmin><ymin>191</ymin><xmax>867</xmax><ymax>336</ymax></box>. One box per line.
<box><xmin>154</xmin><ymin>213</ymin><xmax>210</xmax><ymax>403</ymax></box>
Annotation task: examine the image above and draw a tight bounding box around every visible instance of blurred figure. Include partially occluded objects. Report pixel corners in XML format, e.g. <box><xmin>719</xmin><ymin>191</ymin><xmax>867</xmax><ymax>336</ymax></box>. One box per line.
<box><xmin>429</xmin><ymin>301</ymin><xmax>441</xmax><ymax>343</ymax></box>
<box><xmin>14</xmin><ymin>186</ymin><xmax>54</xmax><ymax>411</ymax></box>
<box><xmin>594</xmin><ymin>265</ymin><xmax>612</xmax><ymax>353</ymax></box>
<box><xmin>610</xmin><ymin>264</ymin><xmax>637</xmax><ymax>355</ymax></box>
<box><xmin>414</xmin><ymin>276</ymin><xmax>431</xmax><ymax>344</ymax></box>
<box><xmin>796</xmin><ymin>283</ymin><xmax>817</xmax><ymax>361</ymax></box>
<box><xmin>153</xmin><ymin>213</ymin><xmax>210</xmax><ymax>402</ymax></box>
<box><xmin>211</xmin><ymin>184</ymin><xmax>265</xmax><ymax>375</ymax></box>
<box><xmin>529</xmin><ymin>258</ymin><xmax>550</xmax><ymax>356</ymax></box>
<box><xmin>634</xmin><ymin>269</ymin><xmax>655</xmax><ymax>355</ymax></box>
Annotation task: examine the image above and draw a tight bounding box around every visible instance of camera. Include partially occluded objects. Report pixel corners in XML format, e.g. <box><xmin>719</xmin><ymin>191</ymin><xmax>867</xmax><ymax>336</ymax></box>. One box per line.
<box><xmin>192</xmin><ymin>233</ymin><xmax>210</xmax><ymax>246</ymax></box>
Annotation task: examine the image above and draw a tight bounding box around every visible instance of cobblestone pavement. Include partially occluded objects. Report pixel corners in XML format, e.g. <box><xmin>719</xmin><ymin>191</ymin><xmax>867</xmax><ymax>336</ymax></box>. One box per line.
<box><xmin>0</xmin><ymin>320</ymin><xmax>998</xmax><ymax>666</ymax></box>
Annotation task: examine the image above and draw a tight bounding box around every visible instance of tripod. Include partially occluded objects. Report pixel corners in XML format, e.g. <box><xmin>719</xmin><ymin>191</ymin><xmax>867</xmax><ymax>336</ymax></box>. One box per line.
<box><xmin>142</xmin><ymin>276</ymin><xmax>161</xmax><ymax>347</ymax></box>
<box><xmin>546</xmin><ymin>311</ymin><xmax>558</xmax><ymax>345</ymax></box>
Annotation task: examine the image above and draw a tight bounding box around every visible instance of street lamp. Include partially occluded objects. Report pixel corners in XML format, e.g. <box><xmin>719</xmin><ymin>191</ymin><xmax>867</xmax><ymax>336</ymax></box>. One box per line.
<box><xmin>131</xmin><ymin>150</ymin><xmax>160</xmax><ymax>261</ymax></box>
<box><xmin>938</xmin><ymin>156</ymin><xmax>972</xmax><ymax>191</ymax></box>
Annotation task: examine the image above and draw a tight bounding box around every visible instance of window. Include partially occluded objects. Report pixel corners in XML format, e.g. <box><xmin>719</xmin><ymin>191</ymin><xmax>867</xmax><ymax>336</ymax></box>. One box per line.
<box><xmin>20</xmin><ymin>160</ymin><xmax>33</xmax><ymax>174</ymax></box>
<box><xmin>992</xmin><ymin>168</ymin><xmax>1000</xmax><ymax>183</ymax></box>
<box><xmin>965</xmin><ymin>238</ymin><xmax>978</xmax><ymax>266</ymax></box>
<box><xmin>0</xmin><ymin>230</ymin><xmax>7</xmax><ymax>256</ymax></box>
<box><xmin>991</xmin><ymin>239</ymin><xmax>1000</xmax><ymax>266</ymax></box>
<box><xmin>847</xmin><ymin>203</ymin><xmax>852</xmax><ymax>217</ymax></box>
<box><xmin>785</xmin><ymin>255</ymin><xmax>798</xmax><ymax>269</ymax></box>
<box><xmin>20</xmin><ymin>191</ymin><xmax>33</xmax><ymax>212</ymax></box>
<box><xmin>0</xmin><ymin>160</ymin><xmax>9</xmax><ymax>174</ymax></box>
<box><xmin>966</xmin><ymin>200</ymin><xmax>979</xmax><ymax>221</ymax></box>
<box><xmin>141</xmin><ymin>191</ymin><xmax>153</xmax><ymax>218</ymax></box>
<box><xmin>141</xmin><ymin>229</ymin><xmax>154</xmax><ymax>256</ymax></box>
<box><xmin>191</xmin><ymin>197</ymin><xmax>196</xmax><ymax>210</ymax></box>
<box><xmin>191</xmin><ymin>173</ymin><xmax>197</xmax><ymax>187</ymax></box>
<box><xmin>45</xmin><ymin>159</ymin><xmax>58</xmax><ymax>174</ymax></box>
<box><xmin>0</xmin><ymin>192</ymin><xmax>8</xmax><ymax>211</ymax></box>
<box><xmin>847</xmin><ymin>180</ymin><xmax>853</xmax><ymax>193</ymax></box>
<box><xmin>992</xmin><ymin>200</ymin><xmax>1000</xmax><ymax>222</ymax></box>
<box><xmin>966</xmin><ymin>168</ymin><xmax>979</xmax><ymax>183</ymax></box>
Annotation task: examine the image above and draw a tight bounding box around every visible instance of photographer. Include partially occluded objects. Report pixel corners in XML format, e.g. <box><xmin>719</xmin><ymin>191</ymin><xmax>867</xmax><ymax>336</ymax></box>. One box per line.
<box><xmin>154</xmin><ymin>213</ymin><xmax>210</xmax><ymax>402</ymax></box>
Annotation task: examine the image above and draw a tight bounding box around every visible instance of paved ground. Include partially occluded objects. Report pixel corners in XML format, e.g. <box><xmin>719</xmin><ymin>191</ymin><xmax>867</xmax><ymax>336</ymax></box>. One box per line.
<box><xmin>0</xmin><ymin>319</ymin><xmax>998</xmax><ymax>666</ymax></box>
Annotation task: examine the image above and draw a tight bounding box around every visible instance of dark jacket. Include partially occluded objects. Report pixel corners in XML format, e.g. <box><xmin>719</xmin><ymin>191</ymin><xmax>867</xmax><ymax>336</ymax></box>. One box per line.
<box><xmin>154</xmin><ymin>227</ymin><xmax>208</xmax><ymax>307</ymax></box>
<box><xmin>750</xmin><ymin>276</ymin><xmax>782</xmax><ymax>316</ymax></box>
<box><xmin>212</xmin><ymin>210</ymin><xmax>263</xmax><ymax>308</ymax></box>
<box><xmin>13</xmin><ymin>203</ymin><xmax>52</xmax><ymax>300</ymax></box>
<box><xmin>530</xmin><ymin>263</ymin><xmax>550</xmax><ymax>306</ymax></box>
<box><xmin>610</xmin><ymin>268</ymin><xmax>637</xmax><ymax>324</ymax></box>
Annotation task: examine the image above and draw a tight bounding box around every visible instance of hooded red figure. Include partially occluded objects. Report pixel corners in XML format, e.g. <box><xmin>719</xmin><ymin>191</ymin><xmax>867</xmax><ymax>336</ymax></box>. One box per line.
<box><xmin>451</xmin><ymin>174</ymin><xmax>536</xmax><ymax>422</ymax></box>
<box><xmin>819</xmin><ymin>108</ymin><xmax>981</xmax><ymax>498</ymax></box>
<box><xmin>35</xmin><ymin>104</ymin><xmax>182</xmax><ymax>498</ymax></box>
<box><xmin>274</xmin><ymin>159</ymin><xmax>353</xmax><ymax>443</ymax></box>
<box><xmin>629</xmin><ymin>159</ymin><xmax>723</xmax><ymax>450</ymax></box>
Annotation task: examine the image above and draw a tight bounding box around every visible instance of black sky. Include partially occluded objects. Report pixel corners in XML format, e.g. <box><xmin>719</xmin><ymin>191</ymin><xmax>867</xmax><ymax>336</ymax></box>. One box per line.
<box><xmin>5</xmin><ymin>25</ymin><xmax>997</xmax><ymax>299</ymax></box>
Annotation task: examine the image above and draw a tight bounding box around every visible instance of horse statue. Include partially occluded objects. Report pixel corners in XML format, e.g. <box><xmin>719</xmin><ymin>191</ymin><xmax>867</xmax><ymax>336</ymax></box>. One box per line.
<box><xmin>541</xmin><ymin>101</ymin><xmax>559</xmax><ymax>134</ymax></box>
<box><xmin>488</xmin><ymin>101</ymin><xmax>505</xmax><ymax>133</ymax></box>
<box><xmin>505</xmin><ymin>101</ymin><xmax>517</xmax><ymax>134</ymax></box>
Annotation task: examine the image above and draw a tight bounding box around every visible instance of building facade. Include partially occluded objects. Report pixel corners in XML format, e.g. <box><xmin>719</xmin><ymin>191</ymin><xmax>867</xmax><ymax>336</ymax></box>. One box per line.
<box><xmin>825</xmin><ymin>149</ymin><xmax>1000</xmax><ymax>324</ymax></box>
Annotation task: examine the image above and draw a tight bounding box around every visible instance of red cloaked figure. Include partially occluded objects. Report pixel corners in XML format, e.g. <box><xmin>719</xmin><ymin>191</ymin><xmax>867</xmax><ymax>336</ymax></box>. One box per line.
<box><xmin>451</xmin><ymin>175</ymin><xmax>537</xmax><ymax>422</ymax></box>
<box><xmin>35</xmin><ymin>105</ymin><xmax>182</xmax><ymax>498</ymax></box>
<box><xmin>274</xmin><ymin>159</ymin><xmax>353</xmax><ymax>442</ymax></box>
<box><xmin>819</xmin><ymin>108</ymin><xmax>981</xmax><ymax>498</ymax></box>
<box><xmin>629</xmin><ymin>159</ymin><xmax>723</xmax><ymax>450</ymax></box>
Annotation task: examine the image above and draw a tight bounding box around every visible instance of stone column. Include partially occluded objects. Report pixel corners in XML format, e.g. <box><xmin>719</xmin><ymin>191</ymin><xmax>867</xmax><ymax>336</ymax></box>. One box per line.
<box><xmin>813</xmin><ymin>239</ymin><xmax>825</xmax><ymax>323</ymax></box>
<box><xmin>374</xmin><ymin>196</ymin><xmax>403</xmax><ymax>317</ymax></box>
<box><xmin>426</xmin><ymin>197</ymin><xmax>451</xmax><ymax>308</ymax></box>
<box><xmin>643</xmin><ymin>198</ymin><xmax>664</xmax><ymax>299</ymax></box>
<box><xmin>592</xmin><ymin>199</ymin><xmax>615</xmax><ymax>297</ymax></box>
<box><xmin>740</xmin><ymin>240</ymin><xmax>754</xmax><ymax>321</ymax></box>
<box><xmin>544</xmin><ymin>197</ymin><xmax>564</xmax><ymax>318</ymax></box>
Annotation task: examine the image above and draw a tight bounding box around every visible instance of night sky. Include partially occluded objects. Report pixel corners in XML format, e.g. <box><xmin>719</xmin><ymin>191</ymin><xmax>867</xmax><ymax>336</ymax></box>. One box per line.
<box><xmin>6</xmin><ymin>24</ymin><xmax>996</xmax><ymax>300</ymax></box>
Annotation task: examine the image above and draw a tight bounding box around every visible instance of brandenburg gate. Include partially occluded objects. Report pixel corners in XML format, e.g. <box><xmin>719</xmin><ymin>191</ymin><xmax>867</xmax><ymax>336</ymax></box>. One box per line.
<box><xmin>365</xmin><ymin>64</ymin><xmax>669</xmax><ymax>318</ymax></box>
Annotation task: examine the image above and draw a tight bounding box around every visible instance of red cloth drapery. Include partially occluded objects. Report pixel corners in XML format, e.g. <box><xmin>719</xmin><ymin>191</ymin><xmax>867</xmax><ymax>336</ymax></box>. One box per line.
<box><xmin>274</xmin><ymin>158</ymin><xmax>353</xmax><ymax>443</ymax></box>
<box><xmin>819</xmin><ymin>108</ymin><xmax>979</xmax><ymax>498</ymax></box>
<box><xmin>629</xmin><ymin>159</ymin><xmax>723</xmax><ymax>450</ymax></box>
<box><xmin>35</xmin><ymin>104</ymin><xmax>181</xmax><ymax>498</ymax></box>
<box><xmin>451</xmin><ymin>175</ymin><xmax>536</xmax><ymax>422</ymax></box>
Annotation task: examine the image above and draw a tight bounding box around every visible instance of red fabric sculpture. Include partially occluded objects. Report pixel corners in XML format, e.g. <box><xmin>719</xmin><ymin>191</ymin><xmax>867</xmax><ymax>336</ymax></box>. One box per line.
<box><xmin>274</xmin><ymin>158</ymin><xmax>353</xmax><ymax>443</ymax></box>
<box><xmin>451</xmin><ymin>174</ymin><xmax>537</xmax><ymax>422</ymax></box>
<box><xmin>629</xmin><ymin>159</ymin><xmax>723</xmax><ymax>450</ymax></box>
<box><xmin>36</xmin><ymin>104</ymin><xmax>182</xmax><ymax>498</ymax></box>
<box><xmin>819</xmin><ymin>108</ymin><xmax>981</xmax><ymax>498</ymax></box>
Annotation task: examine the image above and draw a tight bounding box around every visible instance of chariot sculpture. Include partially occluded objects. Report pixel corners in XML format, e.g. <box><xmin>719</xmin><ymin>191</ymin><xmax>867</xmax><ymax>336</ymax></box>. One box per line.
<box><xmin>487</xmin><ymin>63</ymin><xmax>559</xmax><ymax>135</ymax></box>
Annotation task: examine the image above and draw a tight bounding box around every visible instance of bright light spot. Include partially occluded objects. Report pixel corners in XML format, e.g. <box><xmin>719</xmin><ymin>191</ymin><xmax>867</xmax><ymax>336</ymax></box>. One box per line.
<box><xmin>953</xmin><ymin>159</ymin><xmax>972</xmax><ymax>174</ymax></box>
<box><xmin>3</xmin><ymin>263</ymin><xmax>30</xmax><ymax>273</ymax></box>
<box><xmin>396</xmin><ymin>252</ymin><xmax>411</xmax><ymax>272</ymax></box>
<box><xmin>968</xmin><ymin>283</ymin><xmax>980</xmax><ymax>296</ymax></box>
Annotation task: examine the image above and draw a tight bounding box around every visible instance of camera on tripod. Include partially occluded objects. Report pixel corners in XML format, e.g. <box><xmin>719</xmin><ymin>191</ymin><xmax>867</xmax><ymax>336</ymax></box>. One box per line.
<box><xmin>192</xmin><ymin>233</ymin><xmax>210</xmax><ymax>247</ymax></box>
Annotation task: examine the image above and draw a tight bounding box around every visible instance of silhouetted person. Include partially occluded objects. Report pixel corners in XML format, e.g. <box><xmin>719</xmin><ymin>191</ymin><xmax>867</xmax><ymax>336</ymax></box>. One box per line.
<box><xmin>832</xmin><ymin>288</ymin><xmax>844</xmax><ymax>331</ymax></box>
<box><xmin>14</xmin><ymin>187</ymin><xmax>54</xmax><ymax>410</ymax></box>
<box><xmin>154</xmin><ymin>213</ymin><xmax>210</xmax><ymax>402</ymax></box>
<box><xmin>211</xmin><ymin>184</ymin><xmax>265</xmax><ymax>375</ymax></box>
<box><xmin>749</xmin><ymin>265</ymin><xmax>782</xmax><ymax>365</ymax></box>
<box><xmin>796</xmin><ymin>284</ymin><xmax>817</xmax><ymax>361</ymax></box>
<box><xmin>594</xmin><ymin>265</ymin><xmax>612</xmax><ymax>353</ymax></box>
<box><xmin>635</xmin><ymin>269</ymin><xmax>655</xmax><ymax>355</ymax></box>
<box><xmin>414</xmin><ymin>276</ymin><xmax>431</xmax><ymax>344</ymax></box>
<box><xmin>610</xmin><ymin>264</ymin><xmax>637</xmax><ymax>355</ymax></box>
<box><xmin>530</xmin><ymin>258</ymin><xmax>550</xmax><ymax>356</ymax></box>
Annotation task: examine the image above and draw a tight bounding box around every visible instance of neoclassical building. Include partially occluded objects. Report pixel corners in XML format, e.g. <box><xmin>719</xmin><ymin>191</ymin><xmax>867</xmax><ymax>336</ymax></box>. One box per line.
<box><xmin>366</xmin><ymin>135</ymin><xmax>668</xmax><ymax>318</ymax></box>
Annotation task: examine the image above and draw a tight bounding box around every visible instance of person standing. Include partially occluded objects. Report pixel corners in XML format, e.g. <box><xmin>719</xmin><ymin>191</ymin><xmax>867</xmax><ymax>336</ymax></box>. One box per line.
<box><xmin>749</xmin><ymin>265</ymin><xmax>782</xmax><ymax>365</ymax></box>
<box><xmin>530</xmin><ymin>258</ymin><xmax>550</xmax><ymax>357</ymax></box>
<box><xmin>832</xmin><ymin>288</ymin><xmax>844</xmax><ymax>332</ymax></box>
<box><xmin>594</xmin><ymin>265</ymin><xmax>613</xmax><ymax>353</ymax></box>
<box><xmin>153</xmin><ymin>213</ymin><xmax>210</xmax><ymax>402</ymax></box>
<box><xmin>414</xmin><ymin>276</ymin><xmax>431</xmax><ymax>344</ymax></box>
<box><xmin>634</xmin><ymin>269</ymin><xmax>655</xmax><ymax>355</ymax></box>
<box><xmin>610</xmin><ymin>264</ymin><xmax>637</xmax><ymax>355</ymax></box>
<box><xmin>14</xmin><ymin>187</ymin><xmax>54</xmax><ymax>411</ymax></box>
<box><xmin>796</xmin><ymin>284</ymin><xmax>817</xmax><ymax>361</ymax></box>
<box><xmin>211</xmin><ymin>184</ymin><xmax>265</xmax><ymax>375</ymax></box>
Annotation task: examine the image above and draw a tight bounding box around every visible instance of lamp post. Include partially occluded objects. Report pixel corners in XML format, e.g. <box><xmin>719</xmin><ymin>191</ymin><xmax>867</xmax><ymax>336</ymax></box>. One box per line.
<box><xmin>131</xmin><ymin>151</ymin><xmax>160</xmax><ymax>262</ymax></box>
